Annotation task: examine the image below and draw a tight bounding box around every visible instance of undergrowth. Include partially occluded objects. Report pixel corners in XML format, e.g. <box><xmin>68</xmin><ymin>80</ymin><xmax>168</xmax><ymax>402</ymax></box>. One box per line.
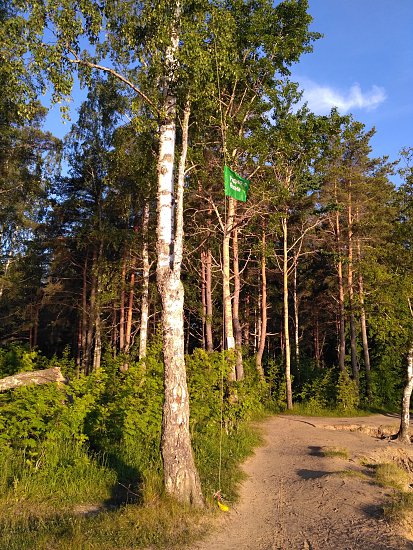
<box><xmin>0</xmin><ymin>344</ymin><xmax>265</xmax><ymax>549</ymax></box>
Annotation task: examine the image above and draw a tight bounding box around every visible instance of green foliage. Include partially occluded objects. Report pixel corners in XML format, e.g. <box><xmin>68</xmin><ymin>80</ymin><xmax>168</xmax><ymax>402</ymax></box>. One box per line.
<box><xmin>0</xmin><ymin>344</ymin><xmax>268</xmax><ymax>547</ymax></box>
<box><xmin>296</xmin><ymin>366</ymin><xmax>337</xmax><ymax>413</ymax></box>
<box><xmin>0</xmin><ymin>344</ymin><xmax>46</xmax><ymax>377</ymax></box>
<box><xmin>336</xmin><ymin>369</ymin><xmax>359</xmax><ymax>412</ymax></box>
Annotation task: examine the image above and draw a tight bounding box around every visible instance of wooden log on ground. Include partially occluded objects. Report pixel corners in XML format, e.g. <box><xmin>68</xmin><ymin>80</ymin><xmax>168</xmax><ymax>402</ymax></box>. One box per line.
<box><xmin>0</xmin><ymin>367</ymin><xmax>66</xmax><ymax>392</ymax></box>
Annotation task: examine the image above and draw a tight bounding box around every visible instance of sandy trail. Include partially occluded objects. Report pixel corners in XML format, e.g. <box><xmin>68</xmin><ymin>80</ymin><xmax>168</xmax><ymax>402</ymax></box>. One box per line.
<box><xmin>192</xmin><ymin>414</ymin><xmax>413</xmax><ymax>550</ymax></box>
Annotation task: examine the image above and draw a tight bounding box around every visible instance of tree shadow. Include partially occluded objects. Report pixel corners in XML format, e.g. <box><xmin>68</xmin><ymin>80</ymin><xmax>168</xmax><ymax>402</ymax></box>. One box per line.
<box><xmin>297</xmin><ymin>469</ymin><xmax>333</xmax><ymax>480</ymax></box>
<box><xmin>308</xmin><ymin>445</ymin><xmax>324</xmax><ymax>457</ymax></box>
<box><xmin>102</xmin><ymin>452</ymin><xmax>145</xmax><ymax>508</ymax></box>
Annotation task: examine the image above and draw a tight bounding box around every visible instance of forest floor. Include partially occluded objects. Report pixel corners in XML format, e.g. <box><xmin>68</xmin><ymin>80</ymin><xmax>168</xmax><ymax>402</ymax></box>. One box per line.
<box><xmin>191</xmin><ymin>414</ymin><xmax>413</xmax><ymax>550</ymax></box>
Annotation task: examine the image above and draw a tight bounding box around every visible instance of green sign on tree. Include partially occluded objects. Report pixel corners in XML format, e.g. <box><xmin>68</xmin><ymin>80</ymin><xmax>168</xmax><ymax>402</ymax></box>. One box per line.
<box><xmin>224</xmin><ymin>165</ymin><xmax>250</xmax><ymax>202</ymax></box>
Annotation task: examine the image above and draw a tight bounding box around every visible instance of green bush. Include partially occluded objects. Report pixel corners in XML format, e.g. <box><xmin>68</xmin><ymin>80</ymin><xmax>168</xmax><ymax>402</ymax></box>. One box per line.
<box><xmin>336</xmin><ymin>369</ymin><xmax>359</xmax><ymax>412</ymax></box>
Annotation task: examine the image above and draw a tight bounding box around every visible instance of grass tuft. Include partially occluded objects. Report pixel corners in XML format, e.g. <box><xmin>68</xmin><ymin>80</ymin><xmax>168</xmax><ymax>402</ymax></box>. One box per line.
<box><xmin>322</xmin><ymin>447</ymin><xmax>350</xmax><ymax>460</ymax></box>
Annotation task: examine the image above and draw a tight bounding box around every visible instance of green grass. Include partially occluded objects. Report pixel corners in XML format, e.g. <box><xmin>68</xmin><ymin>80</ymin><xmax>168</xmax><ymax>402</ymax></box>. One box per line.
<box><xmin>368</xmin><ymin>460</ymin><xmax>413</xmax><ymax>538</ymax></box>
<box><xmin>284</xmin><ymin>402</ymin><xmax>374</xmax><ymax>417</ymax></box>
<box><xmin>373</xmin><ymin>462</ymin><xmax>411</xmax><ymax>492</ymax></box>
<box><xmin>322</xmin><ymin>447</ymin><xmax>350</xmax><ymax>460</ymax></box>
<box><xmin>0</xmin><ymin>421</ymin><xmax>263</xmax><ymax>549</ymax></box>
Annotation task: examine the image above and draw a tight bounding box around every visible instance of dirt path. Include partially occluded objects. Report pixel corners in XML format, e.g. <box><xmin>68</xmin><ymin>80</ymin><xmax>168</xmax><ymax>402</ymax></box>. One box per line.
<box><xmin>192</xmin><ymin>414</ymin><xmax>413</xmax><ymax>550</ymax></box>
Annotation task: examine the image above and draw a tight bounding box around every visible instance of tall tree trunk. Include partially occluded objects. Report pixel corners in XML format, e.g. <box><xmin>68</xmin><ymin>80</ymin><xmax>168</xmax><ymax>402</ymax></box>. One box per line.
<box><xmin>156</xmin><ymin>67</ymin><xmax>203</xmax><ymax>508</ymax></box>
<box><xmin>223</xmin><ymin>196</ymin><xmax>236</xmax><ymax>380</ymax></box>
<box><xmin>93</xmin><ymin>310</ymin><xmax>102</xmax><ymax>371</ymax></box>
<box><xmin>356</xmin><ymin>232</ymin><xmax>372</xmax><ymax>401</ymax></box>
<box><xmin>76</xmin><ymin>315</ymin><xmax>82</xmax><ymax>374</ymax></box>
<box><xmin>0</xmin><ymin>226</ymin><xmax>17</xmax><ymax>300</ymax></box>
<box><xmin>201</xmin><ymin>251</ymin><xmax>207</xmax><ymax>349</ymax></box>
<box><xmin>139</xmin><ymin>202</ymin><xmax>150</xmax><ymax>361</ymax></box>
<box><xmin>119</xmin><ymin>254</ymin><xmax>127</xmax><ymax>352</ymax></box>
<box><xmin>334</xmin><ymin>195</ymin><xmax>346</xmax><ymax>372</ymax></box>
<box><xmin>256</xmin><ymin>230</ymin><xmax>266</xmax><ymax>379</ymax></box>
<box><xmin>92</xmin><ymin>242</ymin><xmax>103</xmax><ymax>371</ymax></box>
<box><xmin>80</xmin><ymin>254</ymin><xmax>88</xmax><ymax>373</ymax></box>
<box><xmin>111</xmin><ymin>303</ymin><xmax>118</xmax><ymax>357</ymax></box>
<box><xmin>85</xmin><ymin>250</ymin><xmax>98</xmax><ymax>374</ymax></box>
<box><xmin>313</xmin><ymin>313</ymin><xmax>321</xmax><ymax>369</ymax></box>
<box><xmin>347</xmin><ymin>191</ymin><xmax>358</xmax><ymax>381</ymax></box>
<box><xmin>243</xmin><ymin>291</ymin><xmax>250</xmax><ymax>352</ymax></box>
<box><xmin>396</xmin><ymin>344</ymin><xmax>413</xmax><ymax>444</ymax></box>
<box><xmin>282</xmin><ymin>215</ymin><xmax>293</xmax><ymax>410</ymax></box>
<box><xmin>292</xmin><ymin>251</ymin><xmax>300</xmax><ymax>384</ymax></box>
<box><xmin>205</xmin><ymin>248</ymin><xmax>213</xmax><ymax>352</ymax></box>
<box><xmin>232</xmin><ymin>220</ymin><xmax>244</xmax><ymax>380</ymax></box>
<box><xmin>125</xmin><ymin>225</ymin><xmax>138</xmax><ymax>354</ymax></box>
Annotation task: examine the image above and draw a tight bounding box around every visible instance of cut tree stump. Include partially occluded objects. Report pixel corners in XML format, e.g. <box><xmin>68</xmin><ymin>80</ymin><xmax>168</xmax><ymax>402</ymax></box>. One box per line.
<box><xmin>0</xmin><ymin>367</ymin><xmax>66</xmax><ymax>392</ymax></box>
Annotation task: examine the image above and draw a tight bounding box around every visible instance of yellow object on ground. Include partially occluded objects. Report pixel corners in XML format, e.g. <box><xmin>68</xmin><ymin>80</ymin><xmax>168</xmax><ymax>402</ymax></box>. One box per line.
<box><xmin>217</xmin><ymin>500</ymin><xmax>229</xmax><ymax>512</ymax></box>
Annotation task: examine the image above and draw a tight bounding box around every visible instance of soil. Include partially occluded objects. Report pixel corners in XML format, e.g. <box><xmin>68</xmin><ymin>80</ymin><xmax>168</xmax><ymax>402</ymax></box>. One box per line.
<box><xmin>191</xmin><ymin>414</ymin><xmax>413</xmax><ymax>550</ymax></box>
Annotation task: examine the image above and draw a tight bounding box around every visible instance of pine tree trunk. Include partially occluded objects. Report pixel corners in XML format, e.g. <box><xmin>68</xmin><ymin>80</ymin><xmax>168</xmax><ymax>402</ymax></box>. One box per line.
<box><xmin>335</xmin><ymin>206</ymin><xmax>346</xmax><ymax>372</ymax></box>
<box><xmin>256</xmin><ymin>230</ymin><xmax>266</xmax><ymax>379</ymax></box>
<box><xmin>139</xmin><ymin>202</ymin><xmax>150</xmax><ymax>361</ymax></box>
<box><xmin>232</xmin><ymin>221</ymin><xmax>244</xmax><ymax>380</ymax></box>
<box><xmin>314</xmin><ymin>314</ymin><xmax>321</xmax><ymax>368</ymax></box>
<box><xmin>119</xmin><ymin>254</ymin><xmax>127</xmax><ymax>352</ymax></box>
<box><xmin>347</xmin><ymin>193</ymin><xmax>358</xmax><ymax>381</ymax></box>
<box><xmin>293</xmin><ymin>251</ymin><xmax>300</xmax><ymax>383</ymax></box>
<box><xmin>156</xmin><ymin>80</ymin><xmax>203</xmax><ymax>507</ymax></box>
<box><xmin>282</xmin><ymin>216</ymin><xmax>293</xmax><ymax>410</ymax></box>
<box><xmin>201</xmin><ymin>251</ymin><xmax>207</xmax><ymax>349</ymax></box>
<box><xmin>205</xmin><ymin>248</ymin><xmax>213</xmax><ymax>352</ymax></box>
<box><xmin>125</xmin><ymin>231</ymin><xmax>137</xmax><ymax>354</ymax></box>
<box><xmin>243</xmin><ymin>291</ymin><xmax>250</xmax><ymax>352</ymax></box>
<box><xmin>356</xmin><ymin>235</ymin><xmax>372</xmax><ymax>401</ymax></box>
<box><xmin>111</xmin><ymin>303</ymin><xmax>118</xmax><ymax>357</ymax></box>
<box><xmin>81</xmin><ymin>255</ymin><xmax>88</xmax><ymax>373</ymax></box>
<box><xmin>223</xmin><ymin>196</ymin><xmax>236</xmax><ymax>380</ymax></box>
<box><xmin>85</xmin><ymin>249</ymin><xmax>97</xmax><ymax>374</ymax></box>
<box><xmin>92</xmin><ymin>243</ymin><xmax>103</xmax><ymax>372</ymax></box>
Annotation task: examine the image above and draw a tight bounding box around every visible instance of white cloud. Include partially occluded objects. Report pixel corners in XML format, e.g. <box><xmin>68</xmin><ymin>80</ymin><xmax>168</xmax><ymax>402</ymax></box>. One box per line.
<box><xmin>299</xmin><ymin>79</ymin><xmax>387</xmax><ymax>115</ymax></box>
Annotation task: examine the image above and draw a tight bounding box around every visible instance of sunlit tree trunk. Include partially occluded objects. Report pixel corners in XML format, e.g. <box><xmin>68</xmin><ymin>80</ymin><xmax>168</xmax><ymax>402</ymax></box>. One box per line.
<box><xmin>356</xmin><ymin>229</ymin><xmax>372</xmax><ymax>401</ymax></box>
<box><xmin>139</xmin><ymin>201</ymin><xmax>150</xmax><ymax>361</ymax></box>
<box><xmin>256</xmin><ymin>230</ymin><xmax>266</xmax><ymax>379</ymax></box>
<box><xmin>92</xmin><ymin>242</ymin><xmax>103</xmax><ymax>371</ymax></box>
<box><xmin>243</xmin><ymin>291</ymin><xmax>250</xmax><ymax>352</ymax></box>
<box><xmin>282</xmin><ymin>215</ymin><xmax>293</xmax><ymax>410</ymax></box>
<box><xmin>292</xmin><ymin>251</ymin><xmax>300</xmax><ymax>383</ymax></box>
<box><xmin>156</xmin><ymin>59</ymin><xmax>203</xmax><ymax>507</ymax></box>
<box><xmin>119</xmin><ymin>254</ymin><xmax>127</xmax><ymax>352</ymax></box>
<box><xmin>232</xmin><ymin>219</ymin><xmax>244</xmax><ymax>380</ymax></box>
<box><xmin>333</xmin><ymin>180</ymin><xmax>346</xmax><ymax>372</ymax></box>
<box><xmin>223</xmin><ymin>196</ymin><xmax>236</xmax><ymax>380</ymax></box>
<box><xmin>205</xmin><ymin>248</ymin><xmax>213</xmax><ymax>352</ymax></box>
<box><xmin>396</xmin><ymin>344</ymin><xmax>413</xmax><ymax>444</ymax></box>
<box><xmin>347</xmin><ymin>188</ymin><xmax>358</xmax><ymax>381</ymax></box>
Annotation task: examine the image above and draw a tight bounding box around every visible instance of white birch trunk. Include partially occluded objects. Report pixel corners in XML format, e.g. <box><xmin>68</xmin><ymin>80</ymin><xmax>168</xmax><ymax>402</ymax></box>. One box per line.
<box><xmin>397</xmin><ymin>345</ymin><xmax>413</xmax><ymax>444</ymax></box>
<box><xmin>139</xmin><ymin>202</ymin><xmax>150</xmax><ymax>361</ymax></box>
<box><xmin>156</xmin><ymin>51</ymin><xmax>203</xmax><ymax>506</ymax></box>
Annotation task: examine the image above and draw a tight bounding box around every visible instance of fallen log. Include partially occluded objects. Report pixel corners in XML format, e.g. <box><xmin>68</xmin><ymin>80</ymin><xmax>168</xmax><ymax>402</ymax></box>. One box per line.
<box><xmin>0</xmin><ymin>367</ymin><xmax>66</xmax><ymax>392</ymax></box>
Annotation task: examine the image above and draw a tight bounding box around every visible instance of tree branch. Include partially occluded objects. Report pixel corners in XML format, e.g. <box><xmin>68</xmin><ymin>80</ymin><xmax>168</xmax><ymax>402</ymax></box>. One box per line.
<box><xmin>67</xmin><ymin>53</ymin><xmax>159</xmax><ymax>115</ymax></box>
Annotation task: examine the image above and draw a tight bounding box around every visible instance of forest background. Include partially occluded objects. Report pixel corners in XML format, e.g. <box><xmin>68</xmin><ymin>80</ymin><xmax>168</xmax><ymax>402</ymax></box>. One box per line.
<box><xmin>0</xmin><ymin>1</ymin><xmax>413</xmax><ymax>548</ymax></box>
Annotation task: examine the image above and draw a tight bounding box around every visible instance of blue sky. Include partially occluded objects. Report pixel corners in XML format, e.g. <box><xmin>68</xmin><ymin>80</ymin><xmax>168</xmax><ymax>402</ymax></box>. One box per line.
<box><xmin>291</xmin><ymin>0</ymin><xmax>413</xmax><ymax>183</ymax></box>
<box><xmin>45</xmin><ymin>1</ymin><xmax>412</xmax><ymax>184</ymax></box>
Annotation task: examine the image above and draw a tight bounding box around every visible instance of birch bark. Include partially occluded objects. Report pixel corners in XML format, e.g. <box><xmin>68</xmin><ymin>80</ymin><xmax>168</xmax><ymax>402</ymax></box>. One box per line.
<box><xmin>139</xmin><ymin>201</ymin><xmax>150</xmax><ymax>361</ymax></box>
<box><xmin>156</xmin><ymin>26</ymin><xmax>203</xmax><ymax>504</ymax></box>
